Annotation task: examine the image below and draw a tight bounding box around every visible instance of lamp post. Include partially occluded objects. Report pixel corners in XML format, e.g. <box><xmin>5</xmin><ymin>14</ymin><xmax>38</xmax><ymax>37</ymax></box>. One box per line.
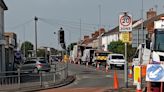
<box><xmin>98</xmin><ymin>5</ymin><xmax>102</xmax><ymax>50</ymax></box>
<box><xmin>34</xmin><ymin>16</ymin><xmax>38</xmax><ymax>57</ymax></box>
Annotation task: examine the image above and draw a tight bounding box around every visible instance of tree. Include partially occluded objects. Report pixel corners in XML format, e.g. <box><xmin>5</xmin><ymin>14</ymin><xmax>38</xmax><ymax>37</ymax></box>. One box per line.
<box><xmin>108</xmin><ymin>40</ymin><xmax>124</xmax><ymax>54</ymax></box>
<box><xmin>108</xmin><ymin>40</ymin><xmax>136</xmax><ymax>62</ymax></box>
<box><xmin>37</xmin><ymin>49</ymin><xmax>45</xmax><ymax>57</ymax></box>
<box><xmin>67</xmin><ymin>43</ymin><xmax>77</xmax><ymax>55</ymax></box>
<box><xmin>21</xmin><ymin>41</ymin><xmax>34</xmax><ymax>57</ymax></box>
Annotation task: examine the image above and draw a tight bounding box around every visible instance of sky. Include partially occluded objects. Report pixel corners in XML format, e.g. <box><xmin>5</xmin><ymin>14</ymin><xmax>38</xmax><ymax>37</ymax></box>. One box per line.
<box><xmin>4</xmin><ymin>0</ymin><xmax>164</xmax><ymax>50</ymax></box>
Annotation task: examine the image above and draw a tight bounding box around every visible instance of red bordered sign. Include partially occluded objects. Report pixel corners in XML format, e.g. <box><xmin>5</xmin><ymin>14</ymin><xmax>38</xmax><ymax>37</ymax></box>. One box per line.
<box><xmin>119</xmin><ymin>13</ymin><xmax>132</xmax><ymax>32</ymax></box>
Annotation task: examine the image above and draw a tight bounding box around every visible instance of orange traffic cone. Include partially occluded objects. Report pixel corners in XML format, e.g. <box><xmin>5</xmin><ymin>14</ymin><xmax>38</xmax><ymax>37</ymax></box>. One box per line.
<box><xmin>136</xmin><ymin>78</ymin><xmax>141</xmax><ymax>92</ymax></box>
<box><xmin>128</xmin><ymin>66</ymin><xmax>133</xmax><ymax>78</ymax></box>
<box><xmin>113</xmin><ymin>70</ymin><xmax>119</xmax><ymax>90</ymax></box>
<box><xmin>96</xmin><ymin>62</ymin><xmax>100</xmax><ymax>70</ymax></box>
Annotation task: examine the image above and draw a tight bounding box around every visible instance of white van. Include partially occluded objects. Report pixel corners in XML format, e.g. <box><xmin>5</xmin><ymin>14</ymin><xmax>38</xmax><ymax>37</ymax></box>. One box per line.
<box><xmin>106</xmin><ymin>54</ymin><xmax>125</xmax><ymax>69</ymax></box>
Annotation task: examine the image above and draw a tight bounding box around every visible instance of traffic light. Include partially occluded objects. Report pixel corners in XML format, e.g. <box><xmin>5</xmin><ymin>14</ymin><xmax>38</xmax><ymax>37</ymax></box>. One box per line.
<box><xmin>59</xmin><ymin>27</ymin><xmax>65</xmax><ymax>43</ymax></box>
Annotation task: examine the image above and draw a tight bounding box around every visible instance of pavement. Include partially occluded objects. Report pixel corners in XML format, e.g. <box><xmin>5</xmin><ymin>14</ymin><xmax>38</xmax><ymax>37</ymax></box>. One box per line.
<box><xmin>38</xmin><ymin>86</ymin><xmax>137</xmax><ymax>92</ymax></box>
<box><xmin>0</xmin><ymin>75</ymin><xmax>76</xmax><ymax>92</ymax></box>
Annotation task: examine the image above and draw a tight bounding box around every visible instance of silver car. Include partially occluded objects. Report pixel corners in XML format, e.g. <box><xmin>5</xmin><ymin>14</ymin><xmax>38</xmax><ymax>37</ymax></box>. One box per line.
<box><xmin>19</xmin><ymin>59</ymin><xmax>51</xmax><ymax>73</ymax></box>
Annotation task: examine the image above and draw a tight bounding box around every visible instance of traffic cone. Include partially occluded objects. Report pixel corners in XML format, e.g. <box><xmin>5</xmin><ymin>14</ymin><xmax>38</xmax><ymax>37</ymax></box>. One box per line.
<box><xmin>113</xmin><ymin>70</ymin><xmax>119</xmax><ymax>90</ymax></box>
<box><xmin>86</xmin><ymin>62</ymin><xmax>89</xmax><ymax>67</ymax></box>
<box><xmin>105</xmin><ymin>64</ymin><xmax>109</xmax><ymax>73</ymax></box>
<box><xmin>136</xmin><ymin>78</ymin><xmax>141</xmax><ymax>92</ymax></box>
<box><xmin>96</xmin><ymin>62</ymin><xmax>100</xmax><ymax>70</ymax></box>
<box><xmin>128</xmin><ymin>66</ymin><xmax>132</xmax><ymax>78</ymax></box>
<box><xmin>78</xmin><ymin>61</ymin><xmax>80</xmax><ymax>65</ymax></box>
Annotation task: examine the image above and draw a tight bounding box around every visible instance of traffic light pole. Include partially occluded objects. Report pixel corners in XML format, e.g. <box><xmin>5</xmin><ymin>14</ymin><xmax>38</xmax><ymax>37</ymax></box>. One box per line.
<box><xmin>34</xmin><ymin>16</ymin><xmax>38</xmax><ymax>58</ymax></box>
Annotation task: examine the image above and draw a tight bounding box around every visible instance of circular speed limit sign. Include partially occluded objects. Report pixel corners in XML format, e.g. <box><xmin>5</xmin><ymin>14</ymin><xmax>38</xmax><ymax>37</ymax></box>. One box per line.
<box><xmin>120</xmin><ymin>15</ymin><xmax>132</xmax><ymax>26</ymax></box>
<box><xmin>119</xmin><ymin>13</ymin><xmax>132</xmax><ymax>32</ymax></box>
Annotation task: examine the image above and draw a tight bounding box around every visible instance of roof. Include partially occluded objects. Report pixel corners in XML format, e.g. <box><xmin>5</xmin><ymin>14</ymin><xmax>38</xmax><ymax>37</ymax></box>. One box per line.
<box><xmin>133</xmin><ymin>13</ymin><xmax>164</xmax><ymax>29</ymax></box>
<box><xmin>102</xmin><ymin>20</ymin><xmax>139</xmax><ymax>36</ymax></box>
<box><xmin>0</xmin><ymin>0</ymin><xmax>8</xmax><ymax>10</ymax></box>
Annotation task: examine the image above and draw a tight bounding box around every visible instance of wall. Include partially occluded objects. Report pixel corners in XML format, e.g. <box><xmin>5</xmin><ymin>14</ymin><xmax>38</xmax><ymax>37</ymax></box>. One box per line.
<box><xmin>0</xmin><ymin>6</ymin><xmax>5</xmax><ymax>72</ymax></box>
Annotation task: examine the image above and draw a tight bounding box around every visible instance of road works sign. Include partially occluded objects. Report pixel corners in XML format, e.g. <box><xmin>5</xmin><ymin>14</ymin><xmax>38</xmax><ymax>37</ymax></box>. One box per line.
<box><xmin>133</xmin><ymin>66</ymin><xmax>141</xmax><ymax>85</ymax></box>
<box><xmin>146</xmin><ymin>64</ymin><xmax>164</xmax><ymax>82</ymax></box>
<box><xmin>119</xmin><ymin>13</ymin><xmax>132</xmax><ymax>32</ymax></box>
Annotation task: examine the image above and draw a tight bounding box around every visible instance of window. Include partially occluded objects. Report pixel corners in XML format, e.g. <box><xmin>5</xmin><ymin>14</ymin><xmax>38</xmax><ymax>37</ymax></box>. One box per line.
<box><xmin>39</xmin><ymin>60</ymin><xmax>47</xmax><ymax>64</ymax></box>
<box><xmin>154</xmin><ymin>30</ymin><xmax>164</xmax><ymax>51</ymax></box>
<box><xmin>111</xmin><ymin>55</ymin><xmax>124</xmax><ymax>59</ymax></box>
<box><xmin>24</xmin><ymin>61</ymin><xmax>36</xmax><ymax>64</ymax></box>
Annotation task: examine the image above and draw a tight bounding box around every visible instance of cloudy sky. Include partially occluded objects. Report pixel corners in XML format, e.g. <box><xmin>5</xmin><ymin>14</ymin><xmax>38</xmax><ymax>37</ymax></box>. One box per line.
<box><xmin>4</xmin><ymin>0</ymin><xmax>164</xmax><ymax>49</ymax></box>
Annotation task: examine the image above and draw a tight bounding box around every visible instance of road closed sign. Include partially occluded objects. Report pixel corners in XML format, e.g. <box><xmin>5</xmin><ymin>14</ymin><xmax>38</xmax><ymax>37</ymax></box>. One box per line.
<box><xmin>146</xmin><ymin>64</ymin><xmax>164</xmax><ymax>82</ymax></box>
<box><xmin>119</xmin><ymin>13</ymin><xmax>132</xmax><ymax>32</ymax></box>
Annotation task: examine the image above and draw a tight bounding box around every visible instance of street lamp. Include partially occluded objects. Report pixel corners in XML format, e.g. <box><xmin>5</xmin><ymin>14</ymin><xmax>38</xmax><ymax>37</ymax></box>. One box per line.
<box><xmin>34</xmin><ymin>16</ymin><xmax>38</xmax><ymax>57</ymax></box>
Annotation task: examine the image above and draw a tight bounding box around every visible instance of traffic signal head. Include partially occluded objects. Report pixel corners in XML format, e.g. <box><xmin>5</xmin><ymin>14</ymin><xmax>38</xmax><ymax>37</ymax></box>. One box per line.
<box><xmin>59</xmin><ymin>28</ymin><xmax>65</xmax><ymax>43</ymax></box>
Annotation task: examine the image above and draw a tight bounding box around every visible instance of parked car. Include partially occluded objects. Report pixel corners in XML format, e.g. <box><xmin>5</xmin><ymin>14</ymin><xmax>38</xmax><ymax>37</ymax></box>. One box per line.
<box><xmin>106</xmin><ymin>54</ymin><xmax>125</xmax><ymax>69</ymax></box>
<box><xmin>50</xmin><ymin>55</ymin><xmax>62</xmax><ymax>64</ymax></box>
<box><xmin>19</xmin><ymin>59</ymin><xmax>51</xmax><ymax>73</ymax></box>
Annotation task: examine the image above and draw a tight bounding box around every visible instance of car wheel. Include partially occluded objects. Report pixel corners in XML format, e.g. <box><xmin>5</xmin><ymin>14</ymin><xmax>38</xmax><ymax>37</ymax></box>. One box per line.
<box><xmin>45</xmin><ymin>69</ymin><xmax>50</xmax><ymax>72</ymax></box>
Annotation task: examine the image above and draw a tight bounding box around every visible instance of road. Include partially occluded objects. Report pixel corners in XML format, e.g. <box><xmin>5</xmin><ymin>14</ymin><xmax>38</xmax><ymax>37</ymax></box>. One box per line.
<box><xmin>39</xmin><ymin>63</ymin><xmax>126</xmax><ymax>92</ymax></box>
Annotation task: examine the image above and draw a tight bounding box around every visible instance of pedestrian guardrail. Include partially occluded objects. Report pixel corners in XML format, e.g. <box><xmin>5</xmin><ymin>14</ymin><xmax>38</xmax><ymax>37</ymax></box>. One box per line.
<box><xmin>0</xmin><ymin>62</ymin><xmax>68</xmax><ymax>91</ymax></box>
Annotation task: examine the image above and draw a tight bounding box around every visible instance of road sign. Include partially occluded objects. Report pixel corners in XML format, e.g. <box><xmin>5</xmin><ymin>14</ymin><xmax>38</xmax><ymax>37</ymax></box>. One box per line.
<box><xmin>121</xmin><ymin>32</ymin><xmax>129</xmax><ymax>43</ymax></box>
<box><xmin>133</xmin><ymin>66</ymin><xmax>141</xmax><ymax>85</ymax></box>
<box><xmin>146</xmin><ymin>64</ymin><xmax>164</xmax><ymax>82</ymax></box>
<box><xmin>119</xmin><ymin>13</ymin><xmax>132</xmax><ymax>32</ymax></box>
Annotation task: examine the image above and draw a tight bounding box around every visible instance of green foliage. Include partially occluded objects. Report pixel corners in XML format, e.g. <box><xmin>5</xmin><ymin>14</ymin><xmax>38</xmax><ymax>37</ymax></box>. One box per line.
<box><xmin>50</xmin><ymin>48</ymin><xmax>59</xmax><ymax>55</ymax></box>
<box><xmin>21</xmin><ymin>41</ymin><xmax>34</xmax><ymax>57</ymax></box>
<box><xmin>108</xmin><ymin>40</ymin><xmax>124</xmax><ymax>54</ymax></box>
<box><xmin>37</xmin><ymin>49</ymin><xmax>45</xmax><ymax>57</ymax></box>
<box><xmin>67</xmin><ymin>42</ymin><xmax>77</xmax><ymax>55</ymax></box>
<box><xmin>108</xmin><ymin>40</ymin><xmax>136</xmax><ymax>62</ymax></box>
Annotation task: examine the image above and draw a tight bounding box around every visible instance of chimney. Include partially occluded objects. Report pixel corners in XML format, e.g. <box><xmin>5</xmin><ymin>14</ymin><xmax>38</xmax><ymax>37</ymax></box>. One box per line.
<box><xmin>91</xmin><ymin>33</ymin><xmax>95</xmax><ymax>38</ymax></box>
<box><xmin>83</xmin><ymin>35</ymin><xmax>89</xmax><ymax>40</ymax></box>
<box><xmin>99</xmin><ymin>28</ymin><xmax>105</xmax><ymax>35</ymax></box>
<box><xmin>94</xmin><ymin>31</ymin><xmax>99</xmax><ymax>37</ymax></box>
<box><xmin>147</xmin><ymin>8</ymin><xmax>157</xmax><ymax>19</ymax></box>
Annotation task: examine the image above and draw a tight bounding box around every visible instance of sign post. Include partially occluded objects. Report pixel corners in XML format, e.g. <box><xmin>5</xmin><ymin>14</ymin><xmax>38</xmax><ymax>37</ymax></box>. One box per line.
<box><xmin>119</xmin><ymin>12</ymin><xmax>132</xmax><ymax>88</ymax></box>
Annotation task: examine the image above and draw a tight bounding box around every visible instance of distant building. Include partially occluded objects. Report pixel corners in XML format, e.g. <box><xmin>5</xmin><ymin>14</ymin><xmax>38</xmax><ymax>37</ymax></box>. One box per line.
<box><xmin>80</xmin><ymin>28</ymin><xmax>105</xmax><ymax>49</ymax></box>
<box><xmin>4</xmin><ymin>32</ymin><xmax>17</xmax><ymax>71</ymax></box>
<box><xmin>0</xmin><ymin>0</ymin><xmax>8</xmax><ymax>72</ymax></box>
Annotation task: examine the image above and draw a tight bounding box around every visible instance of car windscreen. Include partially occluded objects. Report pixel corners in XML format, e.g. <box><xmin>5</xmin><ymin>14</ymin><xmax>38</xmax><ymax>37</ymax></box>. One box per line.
<box><xmin>24</xmin><ymin>61</ymin><xmax>36</xmax><ymax>64</ymax></box>
<box><xmin>39</xmin><ymin>60</ymin><xmax>48</xmax><ymax>64</ymax></box>
<box><xmin>96</xmin><ymin>53</ymin><xmax>109</xmax><ymax>56</ymax></box>
<box><xmin>111</xmin><ymin>55</ymin><xmax>124</xmax><ymax>59</ymax></box>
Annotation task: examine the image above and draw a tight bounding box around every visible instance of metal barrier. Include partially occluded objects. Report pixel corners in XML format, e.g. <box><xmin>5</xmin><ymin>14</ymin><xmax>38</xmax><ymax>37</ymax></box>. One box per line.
<box><xmin>0</xmin><ymin>62</ymin><xmax>68</xmax><ymax>91</ymax></box>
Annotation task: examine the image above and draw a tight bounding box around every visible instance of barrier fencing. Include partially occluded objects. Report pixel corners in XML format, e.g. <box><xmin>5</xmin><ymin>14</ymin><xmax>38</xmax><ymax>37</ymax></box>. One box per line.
<box><xmin>0</xmin><ymin>62</ymin><xmax>68</xmax><ymax>91</ymax></box>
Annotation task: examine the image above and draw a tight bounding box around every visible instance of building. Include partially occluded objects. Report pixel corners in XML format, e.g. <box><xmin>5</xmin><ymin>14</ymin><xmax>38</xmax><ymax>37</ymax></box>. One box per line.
<box><xmin>102</xmin><ymin>20</ymin><xmax>139</xmax><ymax>51</ymax></box>
<box><xmin>4</xmin><ymin>32</ymin><xmax>17</xmax><ymax>71</ymax></box>
<box><xmin>132</xmin><ymin>9</ymin><xmax>164</xmax><ymax>48</ymax></box>
<box><xmin>80</xmin><ymin>28</ymin><xmax>105</xmax><ymax>50</ymax></box>
<box><xmin>0</xmin><ymin>0</ymin><xmax>8</xmax><ymax>72</ymax></box>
